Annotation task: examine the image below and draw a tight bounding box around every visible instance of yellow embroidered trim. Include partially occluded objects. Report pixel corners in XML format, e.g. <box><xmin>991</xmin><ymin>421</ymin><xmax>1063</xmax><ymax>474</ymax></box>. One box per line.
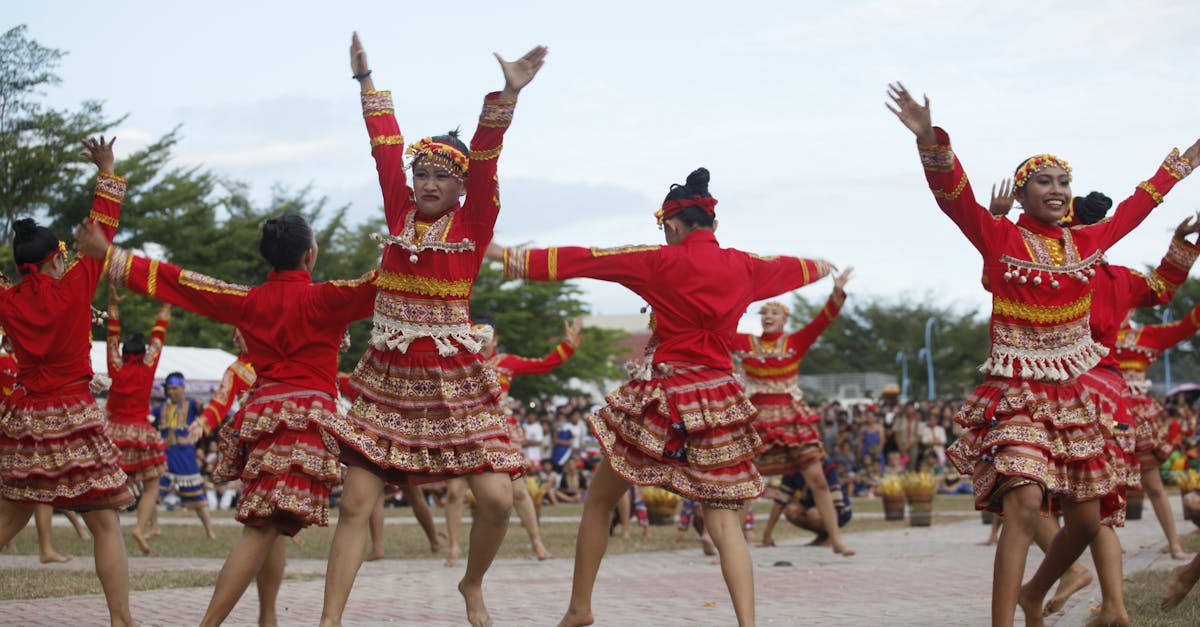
<box><xmin>179</xmin><ymin>273</ymin><xmax>250</xmax><ymax>296</ymax></box>
<box><xmin>746</xmin><ymin>252</ymin><xmax>780</xmax><ymax>261</ymax></box>
<box><xmin>123</xmin><ymin>251</ymin><xmax>134</xmax><ymax>285</ymax></box>
<box><xmin>1138</xmin><ymin>180</ymin><xmax>1164</xmax><ymax>205</ymax></box>
<box><xmin>548</xmin><ymin>248</ymin><xmax>558</xmax><ymax>282</ymax></box>
<box><xmin>330</xmin><ymin>269</ymin><xmax>378</xmax><ymax>287</ymax></box>
<box><xmin>932</xmin><ymin>174</ymin><xmax>969</xmax><ymax>201</ymax></box>
<box><xmin>743</xmin><ymin>362</ymin><xmax>800</xmax><ymax>377</ymax></box>
<box><xmin>89</xmin><ymin>211</ymin><xmax>119</xmax><ymax>228</ymax></box>
<box><xmin>371</xmin><ymin>135</ymin><xmax>404</xmax><ymax>147</ymax></box>
<box><xmin>147</xmin><ymin>259</ymin><xmax>159</xmax><ymax>297</ymax></box>
<box><xmin>589</xmin><ymin>245</ymin><xmax>660</xmax><ymax>257</ymax></box>
<box><xmin>1119</xmin><ymin>360</ymin><xmax>1148</xmax><ymax>372</ymax></box>
<box><xmin>101</xmin><ymin>245</ymin><xmax>113</xmax><ymax>277</ymax></box>
<box><xmin>801</xmin><ymin>260</ymin><xmax>810</xmax><ymax>284</ymax></box>
<box><xmin>97</xmin><ymin>172</ymin><xmax>127</xmax><ymax>184</ymax></box>
<box><xmin>374</xmin><ymin>270</ymin><xmax>472</xmax><ymax>297</ymax></box>
<box><xmin>151</xmin><ymin>324</ymin><xmax>166</xmax><ymax>334</ymax></box>
<box><xmin>470</xmin><ymin>146</ymin><xmax>502</xmax><ymax>161</ymax></box>
<box><xmin>993</xmin><ymin>293</ymin><xmax>1091</xmax><ymax>324</ymax></box>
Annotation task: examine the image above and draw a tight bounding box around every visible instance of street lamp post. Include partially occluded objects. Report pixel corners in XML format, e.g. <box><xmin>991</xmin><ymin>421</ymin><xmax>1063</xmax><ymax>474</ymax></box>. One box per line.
<box><xmin>895</xmin><ymin>351</ymin><xmax>910</xmax><ymax>402</ymax></box>
<box><xmin>918</xmin><ymin>317</ymin><xmax>940</xmax><ymax>401</ymax></box>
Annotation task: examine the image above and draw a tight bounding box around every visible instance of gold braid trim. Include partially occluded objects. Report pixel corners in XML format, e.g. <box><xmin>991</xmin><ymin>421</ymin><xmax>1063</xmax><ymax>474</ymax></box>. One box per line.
<box><xmin>1138</xmin><ymin>180</ymin><xmax>1164</xmax><ymax>205</ymax></box>
<box><xmin>88</xmin><ymin>211</ymin><xmax>119</xmax><ymax>228</ymax></box>
<box><xmin>374</xmin><ymin>270</ymin><xmax>472</xmax><ymax>297</ymax></box>
<box><xmin>932</xmin><ymin>174</ymin><xmax>969</xmax><ymax>201</ymax></box>
<box><xmin>147</xmin><ymin>259</ymin><xmax>160</xmax><ymax>297</ymax></box>
<box><xmin>548</xmin><ymin>248</ymin><xmax>558</xmax><ymax>281</ymax></box>
<box><xmin>470</xmin><ymin>145</ymin><xmax>502</xmax><ymax>161</ymax></box>
<box><xmin>371</xmin><ymin>135</ymin><xmax>404</xmax><ymax>147</ymax></box>
<box><xmin>993</xmin><ymin>293</ymin><xmax>1091</xmax><ymax>324</ymax></box>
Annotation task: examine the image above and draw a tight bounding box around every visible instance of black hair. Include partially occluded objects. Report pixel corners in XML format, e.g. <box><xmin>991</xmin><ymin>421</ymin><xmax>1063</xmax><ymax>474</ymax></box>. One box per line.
<box><xmin>663</xmin><ymin>167</ymin><xmax>715</xmax><ymax>228</ymax></box>
<box><xmin>1071</xmin><ymin>191</ymin><xmax>1113</xmax><ymax>226</ymax></box>
<box><xmin>12</xmin><ymin>218</ymin><xmax>58</xmax><ymax>274</ymax></box>
<box><xmin>259</xmin><ymin>213</ymin><xmax>314</xmax><ymax>271</ymax></box>
<box><xmin>122</xmin><ymin>332</ymin><xmax>147</xmax><ymax>356</ymax></box>
<box><xmin>432</xmin><ymin>129</ymin><xmax>468</xmax><ymax>156</ymax></box>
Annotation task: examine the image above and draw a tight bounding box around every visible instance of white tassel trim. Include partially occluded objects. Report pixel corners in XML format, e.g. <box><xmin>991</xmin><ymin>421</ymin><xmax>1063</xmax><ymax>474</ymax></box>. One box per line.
<box><xmin>369</xmin><ymin>314</ymin><xmax>491</xmax><ymax>356</ymax></box>
<box><xmin>979</xmin><ymin>337</ymin><xmax>1108</xmax><ymax>383</ymax></box>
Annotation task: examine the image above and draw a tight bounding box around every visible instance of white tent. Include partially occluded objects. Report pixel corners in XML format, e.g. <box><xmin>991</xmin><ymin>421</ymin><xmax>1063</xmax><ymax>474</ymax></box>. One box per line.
<box><xmin>89</xmin><ymin>342</ymin><xmax>237</xmax><ymax>397</ymax></box>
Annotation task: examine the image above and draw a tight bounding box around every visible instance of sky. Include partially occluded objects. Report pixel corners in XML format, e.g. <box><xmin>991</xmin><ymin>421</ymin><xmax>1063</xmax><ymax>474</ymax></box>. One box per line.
<box><xmin>9</xmin><ymin>0</ymin><xmax>1200</xmax><ymax>328</ymax></box>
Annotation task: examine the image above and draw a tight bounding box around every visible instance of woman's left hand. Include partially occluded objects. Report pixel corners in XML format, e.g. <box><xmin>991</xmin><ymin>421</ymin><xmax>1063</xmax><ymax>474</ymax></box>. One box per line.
<box><xmin>496</xmin><ymin>45</ymin><xmax>548</xmax><ymax>99</ymax></box>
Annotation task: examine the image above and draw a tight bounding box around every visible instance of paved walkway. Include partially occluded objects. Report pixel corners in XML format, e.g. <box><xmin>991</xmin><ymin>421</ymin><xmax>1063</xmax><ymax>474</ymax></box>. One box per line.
<box><xmin>1</xmin><ymin>507</ymin><xmax>1191</xmax><ymax>626</ymax></box>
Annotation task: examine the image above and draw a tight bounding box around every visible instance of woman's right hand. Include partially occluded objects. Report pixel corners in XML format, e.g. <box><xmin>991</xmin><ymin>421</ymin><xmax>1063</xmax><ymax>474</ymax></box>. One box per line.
<box><xmin>350</xmin><ymin>32</ymin><xmax>375</xmax><ymax>91</ymax></box>
<box><xmin>989</xmin><ymin>178</ymin><xmax>1015</xmax><ymax>217</ymax></box>
<box><xmin>886</xmin><ymin>82</ymin><xmax>935</xmax><ymax>144</ymax></box>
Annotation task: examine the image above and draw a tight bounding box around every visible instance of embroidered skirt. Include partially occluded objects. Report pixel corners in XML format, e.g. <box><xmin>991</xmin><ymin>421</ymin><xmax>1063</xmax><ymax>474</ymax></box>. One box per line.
<box><xmin>321</xmin><ymin>343</ymin><xmax>526</xmax><ymax>486</ymax></box>
<box><xmin>0</xmin><ymin>383</ymin><xmax>133</xmax><ymax>510</ymax></box>
<box><xmin>589</xmin><ymin>362</ymin><xmax>763</xmax><ymax>507</ymax></box>
<box><xmin>1128</xmin><ymin>394</ymin><xmax>1173</xmax><ymax>462</ymax></box>
<box><xmin>107</xmin><ymin>419</ymin><xmax>167</xmax><ymax>484</ymax></box>
<box><xmin>945</xmin><ymin>376</ymin><xmax>1115</xmax><ymax>517</ymax></box>
<box><xmin>215</xmin><ymin>381</ymin><xmax>342</xmax><ymax>536</ymax></box>
<box><xmin>1077</xmin><ymin>367</ymin><xmax>1138</xmax><ymax>527</ymax></box>
<box><xmin>749</xmin><ymin>393</ymin><xmax>824</xmax><ymax>475</ymax></box>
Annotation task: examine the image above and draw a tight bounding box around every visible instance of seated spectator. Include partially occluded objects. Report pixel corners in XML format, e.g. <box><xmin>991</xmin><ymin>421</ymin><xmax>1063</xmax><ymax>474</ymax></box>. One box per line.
<box><xmin>555</xmin><ymin>460</ymin><xmax>588</xmax><ymax>504</ymax></box>
<box><xmin>774</xmin><ymin>461</ymin><xmax>852</xmax><ymax>547</ymax></box>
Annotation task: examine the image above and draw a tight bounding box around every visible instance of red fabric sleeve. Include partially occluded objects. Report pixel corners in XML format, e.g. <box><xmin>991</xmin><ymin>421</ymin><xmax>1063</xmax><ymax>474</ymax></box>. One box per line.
<box><xmin>106</xmin><ymin>248</ymin><xmax>247</xmax><ymax>326</ymax></box>
<box><xmin>916</xmin><ymin>128</ymin><xmax>1001</xmax><ymax>257</ymax></box>
<box><xmin>145</xmin><ymin>306</ymin><xmax>170</xmax><ymax>369</ymax></box>
<box><xmin>1085</xmin><ymin>150</ymin><xmax>1194</xmax><ymax>250</ymax></box>
<box><xmin>63</xmin><ymin>173</ymin><xmax>126</xmax><ymax>302</ymax></box>
<box><xmin>201</xmin><ymin>358</ymin><xmax>253</xmax><ymax>431</ymax></box>
<box><xmin>361</xmin><ymin>90</ymin><xmax>410</xmax><ymax>233</ymax></box>
<box><xmin>316</xmin><ymin>270</ymin><xmax>379</xmax><ymax>325</ymax></box>
<box><xmin>105</xmin><ymin>307</ymin><xmax>123</xmax><ymax>375</ymax></box>
<box><xmin>499</xmin><ymin>340</ymin><xmax>577</xmax><ymax>377</ymax></box>
<box><xmin>461</xmin><ymin>93</ymin><xmax>516</xmax><ymax>244</ymax></box>
<box><xmin>747</xmin><ymin>254</ymin><xmax>833</xmax><ymax>301</ymax></box>
<box><xmin>503</xmin><ymin>245</ymin><xmax>660</xmax><ymax>288</ymax></box>
<box><xmin>789</xmin><ymin>288</ymin><xmax>845</xmax><ymax>357</ymax></box>
<box><xmin>1138</xmin><ymin>305</ymin><xmax>1200</xmax><ymax>352</ymax></box>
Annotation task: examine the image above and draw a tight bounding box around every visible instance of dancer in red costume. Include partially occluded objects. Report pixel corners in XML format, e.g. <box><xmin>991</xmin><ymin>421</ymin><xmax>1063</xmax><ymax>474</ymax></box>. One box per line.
<box><xmin>318</xmin><ymin>33</ymin><xmax>546</xmax><ymax>627</ymax></box>
<box><xmin>736</xmin><ymin>269</ymin><xmax>856</xmax><ymax>556</ymax></box>
<box><xmin>993</xmin><ymin>184</ymin><xmax>1200</xmax><ymax>623</ymax></box>
<box><xmin>0</xmin><ymin>136</ymin><xmax>138</xmax><ymax>627</ymax></box>
<box><xmin>491</xmin><ymin>166</ymin><xmax>834</xmax><ymax>627</ymax></box>
<box><xmin>76</xmin><ymin>211</ymin><xmax>377</xmax><ymax>627</ymax></box>
<box><xmin>1116</xmin><ymin>298</ymin><xmax>1200</xmax><ymax>560</ymax></box>
<box><xmin>105</xmin><ymin>285</ymin><xmax>172</xmax><ymax>555</ymax></box>
<box><xmin>200</xmin><ymin>329</ymin><xmax>256</xmax><ymax>434</ymax></box>
<box><xmin>888</xmin><ymin>81</ymin><xmax>1200</xmax><ymax>627</ymax></box>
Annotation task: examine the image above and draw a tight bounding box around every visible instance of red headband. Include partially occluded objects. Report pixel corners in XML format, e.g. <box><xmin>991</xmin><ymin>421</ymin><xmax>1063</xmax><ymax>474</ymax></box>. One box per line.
<box><xmin>655</xmin><ymin>196</ymin><xmax>718</xmax><ymax>226</ymax></box>
<box><xmin>18</xmin><ymin>241</ymin><xmax>67</xmax><ymax>274</ymax></box>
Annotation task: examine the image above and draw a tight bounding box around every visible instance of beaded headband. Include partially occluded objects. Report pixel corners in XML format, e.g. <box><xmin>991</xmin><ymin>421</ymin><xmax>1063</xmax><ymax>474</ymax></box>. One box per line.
<box><xmin>759</xmin><ymin>300</ymin><xmax>790</xmax><ymax>316</ymax></box>
<box><xmin>407</xmin><ymin>138</ymin><xmax>469</xmax><ymax>180</ymax></box>
<box><xmin>1013</xmin><ymin>154</ymin><xmax>1072</xmax><ymax>189</ymax></box>
<box><xmin>655</xmin><ymin>196</ymin><xmax>718</xmax><ymax>227</ymax></box>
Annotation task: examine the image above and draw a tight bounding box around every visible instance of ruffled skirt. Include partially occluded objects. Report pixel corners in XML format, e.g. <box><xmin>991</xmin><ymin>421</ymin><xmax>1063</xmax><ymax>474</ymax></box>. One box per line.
<box><xmin>749</xmin><ymin>393</ymin><xmax>824</xmax><ymax>475</ymax></box>
<box><xmin>216</xmin><ymin>381</ymin><xmax>342</xmax><ymax>535</ymax></box>
<box><xmin>589</xmin><ymin>362</ymin><xmax>763</xmax><ymax>506</ymax></box>
<box><xmin>1077</xmin><ymin>367</ymin><xmax>1138</xmax><ymax>527</ymax></box>
<box><xmin>1128</xmin><ymin>394</ymin><xmax>1173</xmax><ymax>462</ymax></box>
<box><xmin>320</xmin><ymin>344</ymin><xmax>526</xmax><ymax>485</ymax></box>
<box><xmin>107</xmin><ymin>419</ymin><xmax>167</xmax><ymax>484</ymax></box>
<box><xmin>0</xmin><ymin>385</ymin><xmax>133</xmax><ymax>510</ymax></box>
<box><xmin>945</xmin><ymin>376</ymin><xmax>1115</xmax><ymax>517</ymax></box>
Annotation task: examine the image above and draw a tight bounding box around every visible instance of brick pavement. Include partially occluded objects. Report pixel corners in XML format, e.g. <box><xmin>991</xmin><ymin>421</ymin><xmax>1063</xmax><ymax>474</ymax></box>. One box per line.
<box><xmin>0</xmin><ymin>507</ymin><xmax>1189</xmax><ymax>626</ymax></box>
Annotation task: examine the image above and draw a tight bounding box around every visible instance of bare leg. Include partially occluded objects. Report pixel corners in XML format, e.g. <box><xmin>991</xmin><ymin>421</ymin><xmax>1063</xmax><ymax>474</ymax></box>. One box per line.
<box><xmin>1019</xmin><ymin>498</ymin><xmax>1101</xmax><ymax>627</ymax></box>
<box><xmin>0</xmin><ymin>499</ymin><xmax>35</xmax><ymax>548</ymax></box>
<box><xmin>403</xmin><ymin>486</ymin><xmax>441</xmax><ymax>552</ymax></box>
<box><xmin>320</xmin><ymin>465</ymin><xmax>384</xmax><ymax>627</ymax></box>
<box><xmin>978</xmin><ymin>515</ymin><xmax>1002</xmax><ymax>546</ymax></box>
<box><xmin>991</xmin><ymin>484</ymin><xmax>1043</xmax><ymax>627</ymax></box>
<box><xmin>704</xmin><ymin>506</ymin><xmax>756</xmax><ymax>627</ymax></box>
<box><xmin>458</xmin><ymin>472</ymin><xmax>515</xmax><ymax>627</ymax></box>
<box><xmin>1085</xmin><ymin>526</ymin><xmax>1128</xmax><ymax>626</ymax></box>
<box><xmin>35</xmin><ymin>504</ymin><xmax>72</xmax><ymax>563</ymax></box>
<box><xmin>256</xmin><ymin>537</ymin><xmax>288</xmax><ymax>627</ymax></box>
<box><xmin>759</xmin><ymin>501</ymin><xmax>784</xmax><ymax>547</ymax></box>
<box><xmin>1142</xmin><ymin>457</ymin><xmax>1186</xmax><ymax>559</ymax></box>
<box><xmin>799</xmin><ymin>461</ymin><xmax>853</xmax><ymax>556</ymax></box>
<box><xmin>615</xmin><ymin>491</ymin><xmax>631</xmax><ymax>539</ymax></box>
<box><xmin>1162</xmin><ymin>552</ymin><xmax>1200</xmax><ymax>611</ymax></box>
<box><xmin>199</xmin><ymin>524</ymin><xmax>281</xmax><ymax>627</ymax></box>
<box><xmin>558</xmin><ymin>460</ymin><xmax>630</xmax><ymax>627</ymax></box>
<box><xmin>80</xmin><ymin>509</ymin><xmax>136</xmax><ymax>627</ymax></box>
<box><xmin>1037</xmin><ymin>515</ymin><xmax>1092</xmax><ymax>615</ymax></box>
<box><xmin>366</xmin><ymin>494</ymin><xmax>385</xmax><ymax>561</ymax></box>
<box><xmin>146</xmin><ymin>505</ymin><xmax>160</xmax><ymax>538</ymax></box>
<box><xmin>511</xmin><ymin>478</ymin><xmax>551</xmax><ymax>559</ymax></box>
<box><xmin>443</xmin><ymin>477</ymin><xmax>467</xmax><ymax>567</ymax></box>
<box><xmin>131</xmin><ymin>478</ymin><xmax>157</xmax><ymax>555</ymax></box>
<box><xmin>192</xmin><ymin>502</ymin><xmax>217</xmax><ymax>540</ymax></box>
<box><xmin>62</xmin><ymin>509</ymin><xmax>90</xmax><ymax>541</ymax></box>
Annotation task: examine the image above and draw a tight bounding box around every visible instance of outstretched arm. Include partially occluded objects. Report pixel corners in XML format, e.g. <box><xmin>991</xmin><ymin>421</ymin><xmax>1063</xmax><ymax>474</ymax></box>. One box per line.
<box><xmin>145</xmin><ymin>303</ymin><xmax>171</xmax><ymax>369</ymax></box>
<box><xmin>1087</xmin><ymin>141</ymin><xmax>1199</xmax><ymax>250</ymax></box>
<box><xmin>350</xmin><ymin>31</ymin><xmax>375</xmax><ymax>92</ymax></box>
<box><xmin>790</xmin><ymin>267</ymin><xmax>852</xmax><ymax>357</ymax></box>
<box><xmin>351</xmin><ymin>32</ymin><xmax>410</xmax><ymax>232</ymax></box>
<box><xmin>67</xmin><ymin>136</ymin><xmax>125</xmax><ymax>292</ymax></box>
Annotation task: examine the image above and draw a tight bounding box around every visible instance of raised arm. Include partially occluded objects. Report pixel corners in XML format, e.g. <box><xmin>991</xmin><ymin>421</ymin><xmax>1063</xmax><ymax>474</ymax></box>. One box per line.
<box><xmin>789</xmin><ymin>267</ymin><xmax>851</xmax><ymax>357</ymax></box>
<box><xmin>1137</xmin><ymin>304</ymin><xmax>1200</xmax><ymax>353</ymax></box>
<box><xmin>198</xmin><ymin>357</ymin><xmax>254</xmax><ymax>434</ymax></box>
<box><xmin>463</xmin><ymin>46</ymin><xmax>548</xmax><ymax>240</ymax></box>
<box><xmin>105</xmin><ymin>286</ymin><xmax>124</xmax><ymax>375</ymax></box>
<box><xmin>66</xmin><ymin>136</ymin><xmax>125</xmax><ymax>293</ymax></box>
<box><xmin>1086</xmin><ymin>141</ymin><xmax>1199</xmax><ymax>249</ymax></box>
<box><xmin>887</xmin><ymin>82</ymin><xmax>999</xmax><ymax>255</ymax></box>
<box><xmin>145</xmin><ymin>303</ymin><xmax>171</xmax><ymax>369</ymax></box>
<box><xmin>501</xmin><ymin>317</ymin><xmax>583</xmax><ymax>377</ymax></box>
<box><xmin>352</xmin><ymin>33</ymin><xmax>410</xmax><ymax>232</ymax></box>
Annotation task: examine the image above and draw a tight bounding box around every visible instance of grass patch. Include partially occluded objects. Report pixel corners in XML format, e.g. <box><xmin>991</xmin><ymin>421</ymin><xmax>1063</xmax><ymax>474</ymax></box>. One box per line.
<box><xmin>4</xmin><ymin>496</ymin><xmax>979</xmax><ymax>562</ymax></box>
<box><xmin>1123</xmin><ymin>531</ymin><xmax>1200</xmax><ymax>626</ymax></box>
<box><xmin>0</xmin><ymin>568</ymin><xmax>319</xmax><ymax>600</ymax></box>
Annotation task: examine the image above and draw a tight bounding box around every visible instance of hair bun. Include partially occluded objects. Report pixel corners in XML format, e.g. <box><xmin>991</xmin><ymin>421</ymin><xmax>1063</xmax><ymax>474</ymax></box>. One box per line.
<box><xmin>685</xmin><ymin>168</ymin><xmax>710</xmax><ymax>196</ymax></box>
<box><xmin>1073</xmin><ymin>191</ymin><xmax>1114</xmax><ymax>226</ymax></box>
<box><xmin>13</xmin><ymin>218</ymin><xmax>39</xmax><ymax>238</ymax></box>
<box><xmin>1082</xmin><ymin>191</ymin><xmax>1113</xmax><ymax>214</ymax></box>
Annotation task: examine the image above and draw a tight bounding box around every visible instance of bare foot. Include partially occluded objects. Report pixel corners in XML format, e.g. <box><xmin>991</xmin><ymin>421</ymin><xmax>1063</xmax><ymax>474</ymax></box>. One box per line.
<box><xmin>533</xmin><ymin>541</ymin><xmax>553</xmax><ymax>561</ymax></box>
<box><xmin>1170</xmin><ymin>545</ymin><xmax>1189</xmax><ymax>560</ymax></box>
<box><xmin>131</xmin><ymin>529</ymin><xmax>151</xmax><ymax>556</ymax></box>
<box><xmin>206</xmin><ymin>528</ymin><xmax>217</xmax><ymax>541</ymax></box>
<box><xmin>444</xmin><ymin>545</ymin><xmax>461</xmax><ymax>567</ymax></box>
<box><xmin>458</xmin><ymin>579</ymin><xmax>492</xmax><ymax>627</ymax></box>
<box><xmin>556</xmin><ymin>607</ymin><xmax>595</xmax><ymax>627</ymax></box>
<box><xmin>39</xmin><ymin>550</ymin><xmax>73</xmax><ymax>564</ymax></box>
<box><xmin>1162</xmin><ymin>564</ymin><xmax>1200</xmax><ymax>611</ymax></box>
<box><xmin>1044</xmin><ymin>568</ymin><xmax>1093</xmax><ymax>615</ymax></box>
<box><xmin>146</xmin><ymin>526</ymin><xmax>160</xmax><ymax>539</ymax></box>
<box><xmin>977</xmin><ymin>537</ymin><xmax>998</xmax><ymax>546</ymax></box>
<box><xmin>700</xmin><ymin>538</ymin><xmax>716</xmax><ymax>556</ymax></box>
<box><xmin>1084</xmin><ymin>608</ymin><xmax>1129</xmax><ymax>627</ymax></box>
<box><xmin>365</xmin><ymin>550</ymin><xmax>385</xmax><ymax>562</ymax></box>
<box><xmin>760</xmin><ymin>537</ymin><xmax>776</xmax><ymax>548</ymax></box>
<box><xmin>1019</xmin><ymin>584</ymin><xmax>1046</xmax><ymax>627</ymax></box>
<box><xmin>833</xmin><ymin>542</ymin><xmax>856</xmax><ymax>557</ymax></box>
<box><xmin>641</xmin><ymin>524</ymin><xmax>650</xmax><ymax>538</ymax></box>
